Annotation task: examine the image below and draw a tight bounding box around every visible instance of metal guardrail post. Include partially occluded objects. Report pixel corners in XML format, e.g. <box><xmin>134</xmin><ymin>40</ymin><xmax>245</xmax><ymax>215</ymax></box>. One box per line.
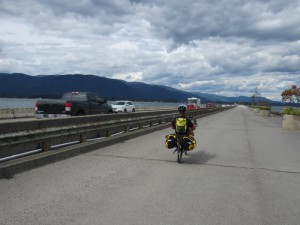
<box><xmin>106</xmin><ymin>129</ymin><xmax>112</xmax><ymax>137</ymax></box>
<box><xmin>42</xmin><ymin>140</ymin><xmax>51</xmax><ymax>152</ymax></box>
<box><xmin>124</xmin><ymin>125</ymin><xmax>129</xmax><ymax>133</ymax></box>
<box><xmin>80</xmin><ymin>133</ymin><xmax>87</xmax><ymax>143</ymax></box>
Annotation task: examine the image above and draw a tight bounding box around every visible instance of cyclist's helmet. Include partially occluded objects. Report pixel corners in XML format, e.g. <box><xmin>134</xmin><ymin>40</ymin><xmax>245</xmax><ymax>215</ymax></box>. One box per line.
<box><xmin>178</xmin><ymin>104</ymin><xmax>187</xmax><ymax>112</ymax></box>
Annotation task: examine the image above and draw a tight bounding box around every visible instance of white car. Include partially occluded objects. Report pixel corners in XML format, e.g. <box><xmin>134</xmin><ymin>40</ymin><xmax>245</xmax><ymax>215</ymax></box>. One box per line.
<box><xmin>112</xmin><ymin>101</ymin><xmax>136</xmax><ymax>113</ymax></box>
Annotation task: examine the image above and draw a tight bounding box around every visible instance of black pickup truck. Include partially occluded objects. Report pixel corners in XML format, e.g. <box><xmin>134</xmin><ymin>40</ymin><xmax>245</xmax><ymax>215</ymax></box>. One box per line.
<box><xmin>35</xmin><ymin>92</ymin><xmax>113</xmax><ymax>117</ymax></box>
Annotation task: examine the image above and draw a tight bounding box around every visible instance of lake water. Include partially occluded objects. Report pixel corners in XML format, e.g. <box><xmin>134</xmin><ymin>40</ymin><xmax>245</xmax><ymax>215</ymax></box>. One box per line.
<box><xmin>0</xmin><ymin>98</ymin><xmax>39</xmax><ymax>108</ymax></box>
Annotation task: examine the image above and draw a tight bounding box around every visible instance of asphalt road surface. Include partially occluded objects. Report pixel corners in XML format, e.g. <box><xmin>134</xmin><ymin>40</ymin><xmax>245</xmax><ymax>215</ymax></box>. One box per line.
<box><xmin>1</xmin><ymin>105</ymin><xmax>300</xmax><ymax>225</ymax></box>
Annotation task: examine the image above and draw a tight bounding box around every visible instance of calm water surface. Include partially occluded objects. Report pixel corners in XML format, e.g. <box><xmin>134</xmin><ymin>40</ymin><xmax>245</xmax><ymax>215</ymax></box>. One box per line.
<box><xmin>0</xmin><ymin>98</ymin><xmax>39</xmax><ymax>108</ymax></box>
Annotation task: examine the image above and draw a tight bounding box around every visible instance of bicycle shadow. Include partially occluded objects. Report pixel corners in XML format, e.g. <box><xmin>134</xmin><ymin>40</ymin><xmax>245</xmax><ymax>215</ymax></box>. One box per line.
<box><xmin>183</xmin><ymin>150</ymin><xmax>216</xmax><ymax>164</ymax></box>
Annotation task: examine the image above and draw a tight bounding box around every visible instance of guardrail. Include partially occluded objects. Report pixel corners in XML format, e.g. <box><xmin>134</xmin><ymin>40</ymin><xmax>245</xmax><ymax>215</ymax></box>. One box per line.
<box><xmin>0</xmin><ymin>107</ymin><xmax>233</xmax><ymax>178</ymax></box>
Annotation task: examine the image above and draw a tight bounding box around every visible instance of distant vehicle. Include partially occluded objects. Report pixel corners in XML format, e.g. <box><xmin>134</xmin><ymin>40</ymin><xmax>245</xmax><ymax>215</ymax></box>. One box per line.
<box><xmin>205</xmin><ymin>103</ymin><xmax>215</xmax><ymax>108</ymax></box>
<box><xmin>112</xmin><ymin>101</ymin><xmax>136</xmax><ymax>113</ymax></box>
<box><xmin>187</xmin><ymin>97</ymin><xmax>201</xmax><ymax>110</ymax></box>
<box><xmin>35</xmin><ymin>92</ymin><xmax>113</xmax><ymax>117</ymax></box>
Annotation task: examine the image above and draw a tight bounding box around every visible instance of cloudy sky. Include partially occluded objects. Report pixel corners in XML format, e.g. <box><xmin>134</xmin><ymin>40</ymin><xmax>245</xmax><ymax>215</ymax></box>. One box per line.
<box><xmin>1</xmin><ymin>0</ymin><xmax>300</xmax><ymax>100</ymax></box>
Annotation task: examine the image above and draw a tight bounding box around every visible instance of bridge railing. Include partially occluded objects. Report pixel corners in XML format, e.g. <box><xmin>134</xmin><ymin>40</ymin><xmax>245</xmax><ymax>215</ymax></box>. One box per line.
<box><xmin>0</xmin><ymin>107</ymin><xmax>232</xmax><ymax>178</ymax></box>
<box><xmin>0</xmin><ymin>110</ymin><xmax>174</xmax><ymax>158</ymax></box>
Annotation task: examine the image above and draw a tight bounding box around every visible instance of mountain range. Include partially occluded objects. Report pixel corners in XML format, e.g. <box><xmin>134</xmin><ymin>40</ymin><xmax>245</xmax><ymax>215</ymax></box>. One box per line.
<box><xmin>0</xmin><ymin>73</ymin><xmax>278</xmax><ymax>104</ymax></box>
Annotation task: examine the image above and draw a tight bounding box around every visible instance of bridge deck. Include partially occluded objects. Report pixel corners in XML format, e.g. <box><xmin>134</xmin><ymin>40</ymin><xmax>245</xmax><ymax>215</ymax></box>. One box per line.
<box><xmin>1</xmin><ymin>106</ymin><xmax>300</xmax><ymax>225</ymax></box>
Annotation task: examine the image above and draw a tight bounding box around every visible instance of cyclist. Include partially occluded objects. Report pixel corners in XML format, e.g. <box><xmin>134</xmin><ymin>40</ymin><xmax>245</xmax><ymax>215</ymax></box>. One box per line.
<box><xmin>171</xmin><ymin>104</ymin><xmax>196</xmax><ymax>136</ymax></box>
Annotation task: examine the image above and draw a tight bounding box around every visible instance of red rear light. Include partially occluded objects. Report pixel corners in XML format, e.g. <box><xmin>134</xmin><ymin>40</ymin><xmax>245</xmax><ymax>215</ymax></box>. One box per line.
<box><xmin>187</xmin><ymin>104</ymin><xmax>196</xmax><ymax>110</ymax></box>
<box><xmin>65</xmin><ymin>102</ymin><xmax>72</xmax><ymax>111</ymax></box>
<box><xmin>35</xmin><ymin>102</ymin><xmax>38</xmax><ymax>110</ymax></box>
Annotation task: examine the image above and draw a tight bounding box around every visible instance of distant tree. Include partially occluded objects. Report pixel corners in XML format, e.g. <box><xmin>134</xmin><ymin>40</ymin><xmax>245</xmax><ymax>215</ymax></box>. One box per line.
<box><xmin>281</xmin><ymin>85</ymin><xmax>300</xmax><ymax>104</ymax></box>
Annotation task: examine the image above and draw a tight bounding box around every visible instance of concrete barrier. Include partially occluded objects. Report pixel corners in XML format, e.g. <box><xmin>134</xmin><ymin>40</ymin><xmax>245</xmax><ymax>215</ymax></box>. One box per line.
<box><xmin>0</xmin><ymin>108</ymin><xmax>35</xmax><ymax>119</ymax></box>
<box><xmin>259</xmin><ymin>110</ymin><xmax>271</xmax><ymax>117</ymax></box>
<box><xmin>282</xmin><ymin>114</ymin><xmax>300</xmax><ymax>130</ymax></box>
<box><xmin>136</xmin><ymin>106</ymin><xmax>177</xmax><ymax>111</ymax></box>
<box><xmin>253</xmin><ymin>108</ymin><xmax>260</xmax><ymax>113</ymax></box>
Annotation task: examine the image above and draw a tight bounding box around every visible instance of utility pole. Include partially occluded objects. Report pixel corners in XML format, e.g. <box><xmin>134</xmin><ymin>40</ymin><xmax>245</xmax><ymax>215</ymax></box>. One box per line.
<box><xmin>252</xmin><ymin>87</ymin><xmax>260</xmax><ymax>106</ymax></box>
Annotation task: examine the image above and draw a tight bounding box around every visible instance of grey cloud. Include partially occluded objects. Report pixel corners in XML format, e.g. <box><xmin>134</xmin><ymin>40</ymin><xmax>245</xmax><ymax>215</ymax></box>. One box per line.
<box><xmin>144</xmin><ymin>0</ymin><xmax>300</xmax><ymax>44</ymax></box>
<box><xmin>0</xmin><ymin>0</ymin><xmax>300</xmax><ymax>100</ymax></box>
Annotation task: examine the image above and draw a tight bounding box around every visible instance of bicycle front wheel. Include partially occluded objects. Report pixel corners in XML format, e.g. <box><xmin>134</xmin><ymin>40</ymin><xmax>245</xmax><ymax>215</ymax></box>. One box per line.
<box><xmin>177</xmin><ymin>148</ymin><xmax>183</xmax><ymax>163</ymax></box>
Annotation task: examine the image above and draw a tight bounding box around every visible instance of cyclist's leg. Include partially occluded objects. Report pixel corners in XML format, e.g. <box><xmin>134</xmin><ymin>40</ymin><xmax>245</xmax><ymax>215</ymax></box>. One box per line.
<box><xmin>188</xmin><ymin>128</ymin><xmax>194</xmax><ymax>136</ymax></box>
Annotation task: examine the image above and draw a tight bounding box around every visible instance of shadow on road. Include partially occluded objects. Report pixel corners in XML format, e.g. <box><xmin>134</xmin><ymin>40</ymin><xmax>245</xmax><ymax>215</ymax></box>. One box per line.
<box><xmin>183</xmin><ymin>150</ymin><xmax>216</xmax><ymax>164</ymax></box>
